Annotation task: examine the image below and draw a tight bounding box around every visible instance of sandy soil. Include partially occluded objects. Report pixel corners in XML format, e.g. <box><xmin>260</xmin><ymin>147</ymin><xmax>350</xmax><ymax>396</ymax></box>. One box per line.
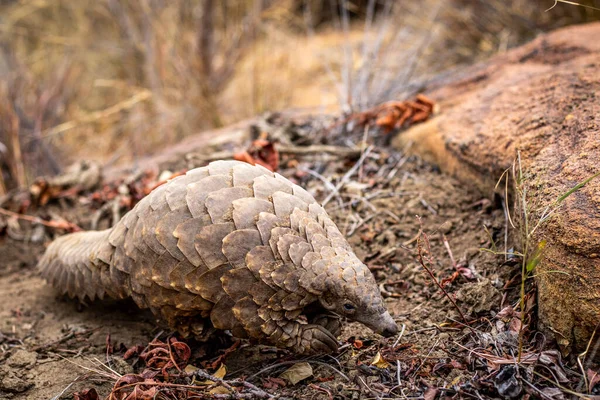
<box><xmin>0</xmin><ymin>130</ymin><xmax>519</xmax><ymax>400</ymax></box>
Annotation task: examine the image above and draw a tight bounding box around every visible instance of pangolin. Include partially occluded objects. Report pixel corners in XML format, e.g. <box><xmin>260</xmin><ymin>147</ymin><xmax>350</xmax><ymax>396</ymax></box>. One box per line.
<box><xmin>38</xmin><ymin>160</ymin><xmax>398</xmax><ymax>354</ymax></box>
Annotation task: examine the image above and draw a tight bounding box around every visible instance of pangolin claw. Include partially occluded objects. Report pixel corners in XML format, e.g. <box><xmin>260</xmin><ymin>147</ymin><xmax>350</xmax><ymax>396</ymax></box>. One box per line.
<box><xmin>298</xmin><ymin>324</ymin><xmax>339</xmax><ymax>354</ymax></box>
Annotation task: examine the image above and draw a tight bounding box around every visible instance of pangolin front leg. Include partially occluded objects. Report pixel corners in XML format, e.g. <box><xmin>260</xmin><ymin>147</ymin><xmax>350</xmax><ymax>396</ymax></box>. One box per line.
<box><xmin>38</xmin><ymin>160</ymin><xmax>398</xmax><ymax>354</ymax></box>
<box><xmin>311</xmin><ymin>314</ymin><xmax>342</xmax><ymax>338</ymax></box>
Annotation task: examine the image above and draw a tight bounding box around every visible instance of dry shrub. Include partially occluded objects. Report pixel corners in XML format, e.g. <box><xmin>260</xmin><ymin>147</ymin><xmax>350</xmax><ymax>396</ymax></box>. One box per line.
<box><xmin>0</xmin><ymin>0</ymin><xmax>598</xmax><ymax>190</ymax></box>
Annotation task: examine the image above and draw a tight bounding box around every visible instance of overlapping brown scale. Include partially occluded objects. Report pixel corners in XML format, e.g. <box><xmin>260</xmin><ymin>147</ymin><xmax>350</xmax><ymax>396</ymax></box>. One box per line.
<box><xmin>267</xmin><ymin>290</ymin><xmax>288</xmax><ymax>311</ymax></box>
<box><xmin>148</xmin><ymin>181</ymin><xmax>169</xmax><ymax>210</ymax></box>
<box><xmin>156</xmin><ymin>206</ymin><xmax>192</xmax><ymax>261</ymax></box>
<box><xmin>341</xmin><ymin>263</ymin><xmax>358</xmax><ymax>283</ymax></box>
<box><xmin>245</xmin><ymin>245</ymin><xmax>277</xmax><ymax>283</ymax></box>
<box><xmin>99</xmin><ymin>262</ymin><xmax>115</xmax><ymax>299</ymax></box>
<box><xmin>280</xmin><ymin>292</ymin><xmax>304</xmax><ymax>310</ymax></box>
<box><xmin>270</xmin><ymin>262</ymin><xmax>296</xmax><ymax>290</ymax></box>
<box><xmin>309</xmin><ymin>233</ymin><xmax>332</xmax><ymax>254</ymax></box>
<box><xmin>107</xmin><ymin>220</ymin><xmax>126</xmax><ymax>247</ymax></box>
<box><xmin>256</xmin><ymin>212</ymin><xmax>281</xmax><ymax>244</ymax></box>
<box><xmin>131</xmin><ymin>202</ymin><xmax>152</xmax><ymax>253</ymax></box>
<box><xmin>108</xmin><ymin>263</ymin><xmax>131</xmax><ymax>299</ymax></box>
<box><xmin>112</xmin><ymin>237</ymin><xmax>134</xmax><ymax>274</ymax></box>
<box><xmin>208</xmin><ymin>160</ymin><xmax>241</xmax><ymax>176</ymax></box>
<box><xmin>131</xmin><ymin>264</ymin><xmax>153</xmax><ymax>294</ymax></box>
<box><xmin>206</xmin><ymin>186</ymin><xmax>253</xmax><ymax>224</ymax></box>
<box><xmin>292</xmin><ymin>185</ymin><xmax>316</xmax><ymax>205</ymax></box>
<box><xmin>194</xmin><ymin>222</ymin><xmax>234</xmax><ymax>269</ymax></box>
<box><xmin>130</xmin><ymin>291</ymin><xmax>149</xmax><ymax>309</ymax></box>
<box><xmin>173</xmin><ymin>215</ymin><xmax>212</xmax><ymax>266</ymax></box>
<box><xmin>276</xmin><ymin>234</ymin><xmax>306</xmax><ymax>264</ymax></box>
<box><xmin>181</xmin><ymin>261</ymin><xmax>209</xmax><ymax>293</ymax></box>
<box><xmin>285</xmin><ymin>309</ymin><xmax>303</xmax><ymax>320</ymax></box>
<box><xmin>150</xmin><ymin>251</ymin><xmax>180</xmax><ymax>288</ymax></box>
<box><xmin>64</xmin><ymin>265</ymin><xmax>76</xmax><ymax>297</ymax></box>
<box><xmin>299</xmin><ymin>292</ymin><xmax>317</xmax><ymax>307</ymax></box>
<box><xmin>75</xmin><ymin>260</ymin><xmax>92</xmax><ymax>300</ymax></box>
<box><xmin>268</xmin><ymin>227</ymin><xmax>298</xmax><ymax>261</ymax></box>
<box><xmin>192</xmin><ymin>263</ymin><xmax>231</xmax><ymax>302</ymax></box>
<box><xmin>299</xmin><ymin>270</ymin><xmax>324</xmax><ymax>294</ymax></box>
<box><xmin>143</xmin><ymin>283</ymin><xmax>172</xmax><ymax>307</ymax></box>
<box><xmin>168</xmin><ymin>259</ymin><xmax>199</xmax><ymax>291</ymax></box>
<box><xmin>288</xmin><ymin>241</ymin><xmax>312</xmax><ymax>268</ymax></box>
<box><xmin>185</xmin><ymin>175</ymin><xmax>231</xmax><ymax>218</ymax></box>
<box><xmin>222</xmin><ymin>229</ymin><xmax>262</xmax><ymax>268</ymax></box>
<box><xmin>210</xmin><ymin>295</ymin><xmax>238</xmax><ymax>330</ymax></box>
<box><xmin>308</xmin><ymin>202</ymin><xmax>326</xmax><ymax>217</ymax></box>
<box><xmin>177</xmin><ymin>293</ymin><xmax>213</xmax><ymax>311</ymax></box>
<box><xmin>221</xmin><ymin>268</ymin><xmax>259</xmax><ymax>301</ymax></box>
<box><xmin>165</xmin><ymin>174</ymin><xmax>197</xmax><ymax>210</ymax></box>
<box><xmin>247</xmin><ymin>280</ymin><xmax>276</xmax><ymax>306</ymax></box>
<box><xmin>322</xmin><ymin>218</ymin><xmax>352</xmax><ymax>251</ymax></box>
<box><xmin>232</xmin><ymin>162</ymin><xmax>271</xmax><ymax>187</ymax></box>
<box><xmin>141</xmin><ymin>202</ymin><xmax>170</xmax><ymax>256</ymax></box>
<box><xmin>289</xmin><ymin>208</ymin><xmax>310</xmax><ymax>235</ymax></box>
<box><xmin>261</xmin><ymin>318</ymin><xmax>278</xmax><ymax>336</ymax></box>
<box><xmin>304</xmin><ymin>220</ymin><xmax>326</xmax><ymax>244</ymax></box>
<box><xmin>123</xmin><ymin>214</ymin><xmax>141</xmax><ymax>261</ymax></box>
<box><xmin>232</xmin><ymin>297</ymin><xmax>263</xmax><ymax>338</ymax></box>
<box><xmin>185</xmin><ymin>167</ymin><xmax>210</xmax><ymax>180</ymax></box>
<box><xmin>272</xmin><ymin>191</ymin><xmax>309</xmax><ymax>217</ymax></box>
<box><xmin>269</xmin><ymin>310</ymin><xmax>284</xmax><ymax>321</ymax></box>
<box><xmin>319</xmin><ymin>246</ymin><xmax>337</xmax><ymax>260</ymax></box>
<box><xmin>252</xmin><ymin>175</ymin><xmax>293</xmax><ymax>200</ymax></box>
<box><xmin>232</xmin><ymin>198</ymin><xmax>273</xmax><ymax>230</ymax></box>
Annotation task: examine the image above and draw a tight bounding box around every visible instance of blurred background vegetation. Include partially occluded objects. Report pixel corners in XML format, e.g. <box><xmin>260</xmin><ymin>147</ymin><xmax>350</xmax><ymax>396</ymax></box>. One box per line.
<box><xmin>0</xmin><ymin>0</ymin><xmax>599</xmax><ymax>193</ymax></box>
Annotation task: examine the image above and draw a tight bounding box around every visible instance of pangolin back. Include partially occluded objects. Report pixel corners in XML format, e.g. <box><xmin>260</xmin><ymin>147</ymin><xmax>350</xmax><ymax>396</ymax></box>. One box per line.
<box><xmin>38</xmin><ymin>160</ymin><xmax>396</xmax><ymax>353</ymax></box>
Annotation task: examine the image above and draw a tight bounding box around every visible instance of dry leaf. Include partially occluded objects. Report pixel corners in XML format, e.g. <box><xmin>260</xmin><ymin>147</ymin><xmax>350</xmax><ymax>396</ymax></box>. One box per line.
<box><xmin>214</xmin><ymin>364</ymin><xmax>227</xmax><ymax>379</ymax></box>
<box><xmin>423</xmin><ymin>387</ymin><xmax>438</xmax><ymax>400</ymax></box>
<box><xmin>279</xmin><ymin>362</ymin><xmax>313</xmax><ymax>385</ymax></box>
<box><xmin>209</xmin><ymin>386</ymin><xmax>231</xmax><ymax>395</ymax></box>
<box><xmin>587</xmin><ymin>368</ymin><xmax>600</xmax><ymax>392</ymax></box>
<box><xmin>184</xmin><ymin>364</ymin><xmax>199</xmax><ymax>373</ymax></box>
<box><xmin>371</xmin><ymin>352</ymin><xmax>390</xmax><ymax>369</ymax></box>
<box><xmin>187</xmin><ymin>364</ymin><xmax>226</xmax><ymax>385</ymax></box>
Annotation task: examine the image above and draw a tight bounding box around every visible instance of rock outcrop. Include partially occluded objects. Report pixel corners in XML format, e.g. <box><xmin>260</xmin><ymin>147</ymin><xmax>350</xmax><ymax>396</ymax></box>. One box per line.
<box><xmin>394</xmin><ymin>22</ymin><xmax>600</xmax><ymax>358</ymax></box>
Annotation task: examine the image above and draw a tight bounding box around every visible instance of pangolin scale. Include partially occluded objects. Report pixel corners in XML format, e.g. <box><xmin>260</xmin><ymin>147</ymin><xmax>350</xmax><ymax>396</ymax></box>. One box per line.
<box><xmin>38</xmin><ymin>160</ymin><xmax>397</xmax><ymax>354</ymax></box>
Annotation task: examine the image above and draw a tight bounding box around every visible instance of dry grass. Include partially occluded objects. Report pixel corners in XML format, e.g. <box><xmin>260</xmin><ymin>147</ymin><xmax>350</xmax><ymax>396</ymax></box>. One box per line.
<box><xmin>0</xmin><ymin>0</ymin><xmax>598</xmax><ymax>191</ymax></box>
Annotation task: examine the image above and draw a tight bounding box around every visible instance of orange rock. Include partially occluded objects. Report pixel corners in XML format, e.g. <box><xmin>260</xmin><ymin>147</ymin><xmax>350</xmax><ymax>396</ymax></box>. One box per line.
<box><xmin>394</xmin><ymin>22</ymin><xmax>600</xmax><ymax>358</ymax></box>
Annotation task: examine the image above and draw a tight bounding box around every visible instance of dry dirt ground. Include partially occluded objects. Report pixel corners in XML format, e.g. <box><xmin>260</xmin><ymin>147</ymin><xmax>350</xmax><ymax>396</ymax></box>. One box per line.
<box><xmin>0</xmin><ymin>117</ymin><xmax>590</xmax><ymax>399</ymax></box>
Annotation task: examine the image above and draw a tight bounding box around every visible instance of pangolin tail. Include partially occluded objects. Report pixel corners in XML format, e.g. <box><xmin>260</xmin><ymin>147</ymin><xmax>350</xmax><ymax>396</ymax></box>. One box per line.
<box><xmin>38</xmin><ymin>229</ymin><xmax>121</xmax><ymax>302</ymax></box>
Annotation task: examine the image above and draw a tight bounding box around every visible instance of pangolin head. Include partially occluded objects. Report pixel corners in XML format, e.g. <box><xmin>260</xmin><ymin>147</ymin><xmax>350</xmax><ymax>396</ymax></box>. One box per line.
<box><xmin>306</xmin><ymin>247</ymin><xmax>398</xmax><ymax>338</ymax></box>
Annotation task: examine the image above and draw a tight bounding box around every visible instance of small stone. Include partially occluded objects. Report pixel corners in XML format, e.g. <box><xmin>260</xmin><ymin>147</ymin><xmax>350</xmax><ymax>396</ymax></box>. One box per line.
<box><xmin>7</xmin><ymin>350</ymin><xmax>37</xmax><ymax>368</ymax></box>
<box><xmin>0</xmin><ymin>371</ymin><xmax>33</xmax><ymax>393</ymax></box>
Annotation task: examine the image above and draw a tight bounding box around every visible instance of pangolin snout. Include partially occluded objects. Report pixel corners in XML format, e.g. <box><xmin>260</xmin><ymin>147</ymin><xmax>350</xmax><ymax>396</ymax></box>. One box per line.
<box><xmin>381</xmin><ymin>325</ymin><xmax>398</xmax><ymax>338</ymax></box>
<box><xmin>363</xmin><ymin>310</ymin><xmax>398</xmax><ymax>337</ymax></box>
<box><xmin>378</xmin><ymin>311</ymin><xmax>398</xmax><ymax>337</ymax></box>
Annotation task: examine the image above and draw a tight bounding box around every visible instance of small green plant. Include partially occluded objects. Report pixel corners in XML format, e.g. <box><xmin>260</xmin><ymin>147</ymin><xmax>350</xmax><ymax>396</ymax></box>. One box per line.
<box><xmin>497</xmin><ymin>151</ymin><xmax>600</xmax><ymax>361</ymax></box>
<box><xmin>482</xmin><ymin>152</ymin><xmax>600</xmax><ymax>360</ymax></box>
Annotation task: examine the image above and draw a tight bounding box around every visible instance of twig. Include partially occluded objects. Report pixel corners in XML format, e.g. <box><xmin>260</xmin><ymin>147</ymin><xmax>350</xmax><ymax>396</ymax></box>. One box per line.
<box><xmin>309</xmin><ymin>384</ymin><xmax>333</xmax><ymax>400</ymax></box>
<box><xmin>322</xmin><ymin>145</ymin><xmax>373</xmax><ymax>206</ymax></box>
<box><xmin>0</xmin><ymin>207</ymin><xmax>81</xmax><ymax>231</ymax></box>
<box><xmin>416</xmin><ymin>218</ymin><xmax>476</xmax><ymax>335</ymax></box>
<box><xmin>393</xmin><ymin>324</ymin><xmax>407</xmax><ymax>348</ymax></box>
<box><xmin>191</xmin><ymin>369</ymin><xmax>274</xmax><ymax>399</ymax></box>
<box><xmin>247</xmin><ymin>360</ymin><xmax>350</xmax><ymax>383</ymax></box>
<box><xmin>442</xmin><ymin>234</ymin><xmax>457</xmax><ymax>269</ymax></box>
